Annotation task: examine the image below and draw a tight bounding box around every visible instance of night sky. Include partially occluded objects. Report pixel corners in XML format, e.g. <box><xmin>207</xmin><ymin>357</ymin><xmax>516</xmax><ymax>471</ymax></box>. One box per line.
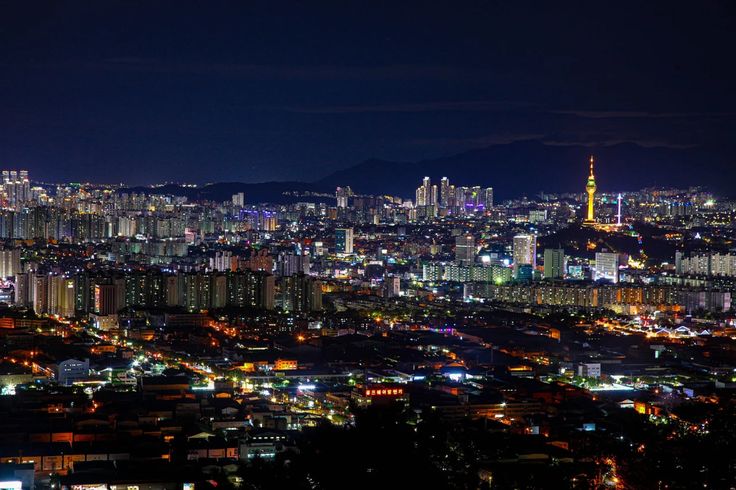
<box><xmin>1</xmin><ymin>1</ymin><xmax>734</xmax><ymax>185</ymax></box>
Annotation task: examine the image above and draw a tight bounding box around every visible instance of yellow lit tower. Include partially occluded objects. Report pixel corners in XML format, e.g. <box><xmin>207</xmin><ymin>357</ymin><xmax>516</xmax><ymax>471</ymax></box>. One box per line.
<box><xmin>585</xmin><ymin>155</ymin><xmax>597</xmax><ymax>224</ymax></box>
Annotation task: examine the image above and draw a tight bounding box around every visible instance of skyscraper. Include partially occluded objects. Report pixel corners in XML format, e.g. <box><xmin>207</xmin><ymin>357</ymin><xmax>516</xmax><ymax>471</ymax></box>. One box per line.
<box><xmin>415</xmin><ymin>177</ymin><xmax>431</xmax><ymax>207</ymax></box>
<box><xmin>2</xmin><ymin>169</ymin><xmax>31</xmax><ymax>207</ymax></box>
<box><xmin>513</xmin><ymin>234</ymin><xmax>537</xmax><ymax>272</ymax></box>
<box><xmin>543</xmin><ymin>248</ymin><xmax>565</xmax><ymax>279</ymax></box>
<box><xmin>335</xmin><ymin>228</ymin><xmax>354</xmax><ymax>254</ymax></box>
<box><xmin>0</xmin><ymin>248</ymin><xmax>21</xmax><ymax>279</ymax></box>
<box><xmin>430</xmin><ymin>184</ymin><xmax>439</xmax><ymax>207</ymax></box>
<box><xmin>440</xmin><ymin>177</ymin><xmax>450</xmax><ymax>208</ymax></box>
<box><xmin>415</xmin><ymin>186</ymin><xmax>426</xmax><ymax>207</ymax></box>
<box><xmin>483</xmin><ymin>187</ymin><xmax>494</xmax><ymax>209</ymax></box>
<box><xmin>336</xmin><ymin>186</ymin><xmax>350</xmax><ymax>209</ymax></box>
<box><xmin>232</xmin><ymin>192</ymin><xmax>245</xmax><ymax>207</ymax></box>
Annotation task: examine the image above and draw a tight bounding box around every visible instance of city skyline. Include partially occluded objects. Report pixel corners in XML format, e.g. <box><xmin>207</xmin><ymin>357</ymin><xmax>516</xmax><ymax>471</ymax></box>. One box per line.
<box><xmin>1</xmin><ymin>2</ymin><xmax>735</xmax><ymax>489</ymax></box>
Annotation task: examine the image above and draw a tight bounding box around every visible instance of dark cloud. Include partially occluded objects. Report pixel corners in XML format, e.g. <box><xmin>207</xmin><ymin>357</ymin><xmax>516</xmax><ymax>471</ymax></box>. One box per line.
<box><xmin>552</xmin><ymin>110</ymin><xmax>736</xmax><ymax>120</ymax></box>
<box><xmin>409</xmin><ymin>133</ymin><xmax>547</xmax><ymax>148</ymax></box>
<box><xmin>283</xmin><ymin>100</ymin><xmax>531</xmax><ymax>114</ymax></box>
<box><xmin>542</xmin><ymin>139</ymin><xmax>698</xmax><ymax>150</ymax></box>
<box><xmin>0</xmin><ymin>0</ymin><xmax>734</xmax><ymax>186</ymax></box>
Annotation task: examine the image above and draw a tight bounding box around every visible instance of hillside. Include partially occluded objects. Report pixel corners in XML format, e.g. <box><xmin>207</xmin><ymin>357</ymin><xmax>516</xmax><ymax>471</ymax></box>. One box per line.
<box><xmin>316</xmin><ymin>141</ymin><xmax>724</xmax><ymax>200</ymax></box>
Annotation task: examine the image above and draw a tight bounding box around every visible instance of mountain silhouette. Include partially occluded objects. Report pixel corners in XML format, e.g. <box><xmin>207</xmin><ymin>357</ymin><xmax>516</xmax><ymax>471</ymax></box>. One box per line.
<box><xmin>316</xmin><ymin>140</ymin><xmax>724</xmax><ymax>201</ymax></box>
<box><xmin>122</xmin><ymin>141</ymin><xmax>728</xmax><ymax>203</ymax></box>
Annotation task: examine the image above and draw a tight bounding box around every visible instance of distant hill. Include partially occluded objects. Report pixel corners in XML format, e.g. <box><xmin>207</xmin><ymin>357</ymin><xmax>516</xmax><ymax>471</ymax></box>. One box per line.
<box><xmin>316</xmin><ymin>141</ymin><xmax>726</xmax><ymax>201</ymax></box>
<box><xmin>121</xmin><ymin>141</ymin><xmax>729</xmax><ymax>203</ymax></box>
<box><xmin>121</xmin><ymin>181</ymin><xmax>333</xmax><ymax>204</ymax></box>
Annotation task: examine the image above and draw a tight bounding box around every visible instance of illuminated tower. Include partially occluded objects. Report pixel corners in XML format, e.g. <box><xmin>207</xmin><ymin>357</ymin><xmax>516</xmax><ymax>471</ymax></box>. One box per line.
<box><xmin>585</xmin><ymin>156</ymin><xmax>597</xmax><ymax>223</ymax></box>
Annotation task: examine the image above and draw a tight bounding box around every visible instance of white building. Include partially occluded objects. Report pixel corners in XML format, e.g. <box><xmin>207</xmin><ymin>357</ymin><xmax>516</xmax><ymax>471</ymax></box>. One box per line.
<box><xmin>211</xmin><ymin>250</ymin><xmax>234</xmax><ymax>272</ymax></box>
<box><xmin>513</xmin><ymin>234</ymin><xmax>537</xmax><ymax>270</ymax></box>
<box><xmin>593</xmin><ymin>252</ymin><xmax>619</xmax><ymax>283</ymax></box>
<box><xmin>577</xmin><ymin>362</ymin><xmax>601</xmax><ymax>378</ymax></box>
<box><xmin>232</xmin><ymin>192</ymin><xmax>245</xmax><ymax>207</ymax></box>
<box><xmin>679</xmin><ymin>253</ymin><xmax>736</xmax><ymax>277</ymax></box>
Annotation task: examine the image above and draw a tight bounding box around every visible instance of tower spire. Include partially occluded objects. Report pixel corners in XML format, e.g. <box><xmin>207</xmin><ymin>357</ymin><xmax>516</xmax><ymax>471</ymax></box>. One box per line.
<box><xmin>584</xmin><ymin>155</ymin><xmax>597</xmax><ymax>224</ymax></box>
<box><xmin>589</xmin><ymin>155</ymin><xmax>595</xmax><ymax>178</ymax></box>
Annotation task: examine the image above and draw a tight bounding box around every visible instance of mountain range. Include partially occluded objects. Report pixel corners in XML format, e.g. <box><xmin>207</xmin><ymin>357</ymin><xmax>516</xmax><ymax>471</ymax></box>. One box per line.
<box><xmin>123</xmin><ymin>141</ymin><xmax>728</xmax><ymax>203</ymax></box>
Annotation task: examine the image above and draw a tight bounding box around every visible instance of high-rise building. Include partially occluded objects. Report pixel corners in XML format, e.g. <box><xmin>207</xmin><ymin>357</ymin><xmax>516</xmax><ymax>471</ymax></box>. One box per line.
<box><xmin>455</xmin><ymin>235</ymin><xmax>475</xmax><ymax>265</ymax></box>
<box><xmin>31</xmin><ymin>274</ymin><xmax>49</xmax><ymax>314</ymax></box>
<box><xmin>593</xmin><ymin>252</ymin><xmax>619</xmax><ymax>283</ymax></box>
<box><xmin>0</xmin><ymin>248</ymin><xmax>20</xmax><ymax>279</ymax></box>
<box><xmin>543</xmin><ymin>249</ymin><xmax>565</xmax><ymax>279</ymax></box>
<box><xmin>447</xmin><ymin>184</ymin><xmax>456</xmax><ymax>208</ymax></box>
<box><xmin>449</xmin><ymin>185</ymin><xmax>492</xmax><ymax>214</ymax></box>
<box><xmin>675</xmin><ymin>250</ymin><xmax>683</xmax><ymax>275</ymax></box>
<box><xmin>455</xmin><ymin>186</ymin><xmax>467</xmax><ymax>211</ymax></box>
<box><xmin>14</xmin><ymin>272</ymin><xmax>31</xmax><ymax>307</ymax></box>
<box><xmin>48</xmin><ymin>276</ymin><xmax>76</xmax><ymax>317</ymax></box>
<box><xmin>415</xmin><ymin>177</ymin><xmax>431</xmax><ymax>207</ymax></box>
<box><xmin>210</xmin><ymin>274</ymin><xmax>228</xmax><ymax>308</ymax></box>
<box><xmin>257</xmin><ymin>273</ymin><xmax>276</xmax><ymax>310</ymax></box>
<box><xmin>483</xmin><ymin>187</ymin><xmax>494</xmax><ymax>209</ymax></box>
<box><xmin>165</xmin><ymin>275</ymin><xmax>181</xmax><ymax>307</ymax></box>
<box><xmin>117</xmin><ymin>216</ymin><xmax>137</xmax><ymax>237</ymax></box>
<box><xmin>257</xmin><ymin>211</ymin><xmax>278</xmax><ymax>231</ymax></box>
<box><xmin>440</xmin><ymin>177</ymin><xmax>450</xmax><ymax>207</ymax></box>
<box><xmin>283</xmin><ymin>273</ymin><xmax>322</xmax><ymax>312</ymax></box>
<box><xmin>211</xmin><ymin>250</ymin><xmax>235</xmax><ymax>272</ymax></box>
<box><xmin>470</xmin><ymin>186</ymin><xmax>481</xmax><ymax>208</ymax></box>
<box><xmin>1</xmin><ymin>169</ymin><xmax>30</xmax><ymax>207</ymax></box>
<box><xmin>94</xmin><ymin>283</ymin><xmax>118</xmax><ymax>315</ymax></box>
<box><xmin>415</xmin><ymin>187</ymin><xmax>425</xmax><ymax>207</ymax></box>
<box><xmin>240</xmin><ymin>248</ymin><xmax>273</xmax><ymax>272</ymax></box>
<box><xmin>336</xmin><ymin>186</ymin><xmax>350</xmax><ymax>209</ymax></box>
<box><xmin>276</xmin><ymin>251</ymin><xmax>310</xmax><ymax>277</ymax></box>
<box><xmin>335</xmin><ymin>228</ymin><xmax>354</xmax><ymax>254</ymax></box>
<box><xmin>513</xmin><ymin>234</ymin><xmax>537</xmax><ymax>273</ymax></box>
<box><xmin>232</xmin><ymin>192</ymin><xmax>245</xmax><ymax>207</ymax></box>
